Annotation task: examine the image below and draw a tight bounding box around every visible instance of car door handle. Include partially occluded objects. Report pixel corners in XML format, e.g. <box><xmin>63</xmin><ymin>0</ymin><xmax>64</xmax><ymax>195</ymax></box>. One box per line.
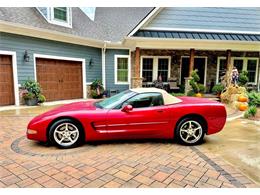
<box><xmin>157</xmin><ymin>110</ymin><xmax>164</xmax><ymax>113</ymax></box>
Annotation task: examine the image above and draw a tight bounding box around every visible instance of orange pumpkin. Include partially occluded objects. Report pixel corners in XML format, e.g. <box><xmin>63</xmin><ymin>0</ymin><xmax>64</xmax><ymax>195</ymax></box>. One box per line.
<box><xmin>238</xmin><ymin>103</ymin><xmax>248</xmax><ymax>111</ymax></box>
<box><xmin>238</xmin><ymin>95</ymin><xmax>248</xmax><ymax>102</ymax></box>
<box><xmin>195</xmin><ymin>93</ymin><xmax>202</xmax><ymax>98</ymax></box>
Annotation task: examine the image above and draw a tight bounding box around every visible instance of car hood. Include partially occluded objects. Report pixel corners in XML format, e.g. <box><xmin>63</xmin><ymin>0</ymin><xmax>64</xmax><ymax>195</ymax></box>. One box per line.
<box><xmin>36</xmin><ymin>100</ymin><xmax>99</xmax><ymax>118</ymax></box>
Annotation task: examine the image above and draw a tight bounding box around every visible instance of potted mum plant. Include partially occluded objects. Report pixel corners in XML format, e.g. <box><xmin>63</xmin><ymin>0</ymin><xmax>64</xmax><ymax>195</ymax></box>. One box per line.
<box><xmin>212</xmin><ymin>83</ymin><xmax>225</xmax><ymax>97</ymax></box>
<box><xmin>21</xmin><ymin>79</ymin><xmax>46</xmax><ymax>106</ymax></box>
<box><xmin>90</xmin><ymin>79</ymin><xmax>104</xmax><ymax>99</ymax></box>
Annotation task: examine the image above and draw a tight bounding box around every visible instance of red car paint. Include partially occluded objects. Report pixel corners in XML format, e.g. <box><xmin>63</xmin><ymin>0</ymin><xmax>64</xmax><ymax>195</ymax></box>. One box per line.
<box><xmin>27</xmin><ymin>97</ymin><xmax>226</xmax><ymax>142</ymax></box>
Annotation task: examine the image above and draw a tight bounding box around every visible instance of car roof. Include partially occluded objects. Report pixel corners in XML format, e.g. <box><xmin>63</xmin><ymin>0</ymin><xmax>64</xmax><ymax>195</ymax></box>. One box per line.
<box><xmin>130</xmin><ymin>88</ymin><xmax>182</xmax><ymax>105</ymax></box>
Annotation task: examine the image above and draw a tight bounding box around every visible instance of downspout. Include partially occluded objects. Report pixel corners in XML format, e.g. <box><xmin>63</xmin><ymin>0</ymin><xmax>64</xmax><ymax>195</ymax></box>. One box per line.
<box><xmin>258</xmin><ymin>52</ymin><xmax>260</xmax><ymax>92</ymax></box>
<box><xmin>102</xmin><ymin>42</ymin><xmax>107</xmax><ymax>90</ymax></box>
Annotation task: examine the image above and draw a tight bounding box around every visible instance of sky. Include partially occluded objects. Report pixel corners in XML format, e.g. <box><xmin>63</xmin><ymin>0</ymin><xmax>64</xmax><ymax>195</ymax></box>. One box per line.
<box><xmin>80</xmin><ymin>7</ymin><xmax>96</xmax><ymax>21</ymax></box>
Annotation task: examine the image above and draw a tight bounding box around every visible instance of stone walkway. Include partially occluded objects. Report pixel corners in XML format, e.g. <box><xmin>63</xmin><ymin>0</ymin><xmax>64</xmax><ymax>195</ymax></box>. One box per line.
<box><xmin>0</xmin><ymin>106</ymin><xmax>258</xmax><ymax>188</ymax></box>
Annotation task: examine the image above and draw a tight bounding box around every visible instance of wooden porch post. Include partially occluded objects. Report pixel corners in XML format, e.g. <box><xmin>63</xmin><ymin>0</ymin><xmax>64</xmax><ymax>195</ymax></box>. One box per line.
<box><xmin>189</xmin><ymin>49</ymin><xmax>195</xmax><ymax>77</ymax></box>
<box><xmin>225</xmin><ymin>49</ymin><xmax>232</xmax><ymax>87</ymax></box>
<box><xmin>184</xmin><ymin>49</ymin><xmax>195</xmax><ymax>95</ymax></box>
<box><xmin>135</xmin><ymin>47</ymin><xmax>140</xmax><ymax>78</ymax></box>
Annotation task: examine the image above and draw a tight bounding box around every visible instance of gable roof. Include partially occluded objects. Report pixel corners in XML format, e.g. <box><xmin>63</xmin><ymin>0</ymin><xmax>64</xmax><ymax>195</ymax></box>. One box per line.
<box><xmin>0</xmin><ymin>7</ymin><xmax>107</xmax><ymax>41</ymax></box>
<box><xmin>0</xmin><ymin>7</ymin><xmax>153</xmax><ymax>43</ymax></box>
<box><xmin>94</xmin><ymin>7</ymin><xmax>153</xmax><ymax>42</ymax></box>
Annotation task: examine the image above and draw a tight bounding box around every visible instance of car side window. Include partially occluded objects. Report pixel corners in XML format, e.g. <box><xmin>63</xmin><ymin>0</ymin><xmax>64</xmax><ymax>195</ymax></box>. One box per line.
<box><xmin>123</xmin><ymin>93</ymin><xmax>164</xmax><ymax>109</ymax></box>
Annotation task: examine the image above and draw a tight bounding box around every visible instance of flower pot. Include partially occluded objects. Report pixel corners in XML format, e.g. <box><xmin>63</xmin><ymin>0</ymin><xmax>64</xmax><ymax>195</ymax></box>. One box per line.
<box><xmin>25</xmin><ymin>98</ymin><xmax>38</xmax><ymax>106</ymax></box>
<box><xmin>195</xmin><ymin>93</ymin><xmax>202</xmax><ymax>98</ymax></box>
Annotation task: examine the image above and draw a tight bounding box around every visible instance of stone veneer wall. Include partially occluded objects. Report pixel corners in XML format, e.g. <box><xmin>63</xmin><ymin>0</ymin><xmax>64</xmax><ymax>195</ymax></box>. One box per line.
<box><xmin>131</xmin><ymin>49</ymin><xmax>259</xmax><ymax>92</ymax></box>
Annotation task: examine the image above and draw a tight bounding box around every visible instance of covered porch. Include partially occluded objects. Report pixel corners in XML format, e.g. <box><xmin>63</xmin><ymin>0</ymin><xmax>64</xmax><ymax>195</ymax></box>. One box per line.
<box><xmin>128</xmin><ymin>38</ymin><xmax>260</xmax><ymax>93</ymax></box>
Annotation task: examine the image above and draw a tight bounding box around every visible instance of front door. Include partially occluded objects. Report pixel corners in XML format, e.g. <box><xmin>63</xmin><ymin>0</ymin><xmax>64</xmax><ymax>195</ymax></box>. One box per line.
<box><xmin>106</xmin><ymin>92</ymin><xmax>171</xmax><ymax>139</ymax></box>
<box><xmin>181</xmin><ymin>57</ymin><xmax>206</xmax><ymax>85</ymax></box>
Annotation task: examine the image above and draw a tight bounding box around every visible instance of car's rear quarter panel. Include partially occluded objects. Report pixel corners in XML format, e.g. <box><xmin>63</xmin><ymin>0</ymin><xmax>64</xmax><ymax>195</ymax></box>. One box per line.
<box><xmin>168</xmin><ymin>102</ymin><xmax>226</xmax><ymax>138</ymax></box>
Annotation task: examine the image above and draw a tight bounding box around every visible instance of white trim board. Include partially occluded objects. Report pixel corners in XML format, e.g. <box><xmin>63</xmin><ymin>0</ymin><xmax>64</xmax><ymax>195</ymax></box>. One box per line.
<box><xmin>128</xmin><ymin>49</ymin><xmax>132</xmax><ymax>89</ymax></box>
<box><xmin>180</xmin><ymin>56</ymin><xmax>208</xmax><ymax>86</ymax></box>
<box><xmin>0</xmin><ymin>50</ymin><xmax>19</xmax><ymax>106</ymax></box>
<box><xmin>114</xmin><ymin>55</ymin><xmax>131</xmax><ymax>85</ymax></box>
<box><xmin>140</xmin><ymin>56</ymin><xmax>171</xmax><ymax>83</ymax></box>
<box><xmin>102</xmin><ymin>47</ymin><xmax>106</xmax><ymax>89</ymax></box>
<box><xmin>33</xmin><ymin>54</ymin><xmax>87</xmax><ymax>99</ymax></box>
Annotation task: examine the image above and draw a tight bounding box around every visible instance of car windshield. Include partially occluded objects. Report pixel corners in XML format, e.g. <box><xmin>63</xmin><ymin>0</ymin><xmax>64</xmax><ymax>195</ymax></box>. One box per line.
<box><xmin>95</xmin><ymin>90</ymin><xmax>136</xmax><ymax>109</ymax></box>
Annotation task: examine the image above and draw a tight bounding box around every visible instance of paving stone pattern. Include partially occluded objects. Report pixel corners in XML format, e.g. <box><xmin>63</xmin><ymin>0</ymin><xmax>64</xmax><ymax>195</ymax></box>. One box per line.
<box><xmin>0</xmin><ymin>112</ymin><xmax>258</xmax><ymax>188</ymax></box>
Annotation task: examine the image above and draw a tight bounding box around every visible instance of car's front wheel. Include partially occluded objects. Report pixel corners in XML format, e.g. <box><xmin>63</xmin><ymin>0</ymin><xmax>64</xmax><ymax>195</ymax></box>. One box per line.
<box><xmin>48</xmin><ymin>119</ymin><xmax>84</xmax><ymax>149</ymax></box>
<box><xmin>175</xmin><ymin>117</ymin><xmax>205</xmax><ymax>145</ymax></box>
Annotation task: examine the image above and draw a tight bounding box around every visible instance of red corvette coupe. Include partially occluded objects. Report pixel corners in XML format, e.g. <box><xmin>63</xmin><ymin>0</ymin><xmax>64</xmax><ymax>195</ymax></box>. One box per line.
<box><xmin>27</xmin><ymin>88</ymin><xmax>226</xmax><ymax>148</ymax></box>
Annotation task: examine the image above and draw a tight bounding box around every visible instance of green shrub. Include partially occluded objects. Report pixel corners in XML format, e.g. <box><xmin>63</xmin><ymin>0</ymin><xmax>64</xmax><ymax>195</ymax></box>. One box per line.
<box><xmin>212</xmin><ymin>84</ymin><xmax>225</xmax><ymax>94</ymax></box>
<box><xmin>187</xmin><ymin>90</ymin><xmax>195</xmax><ymax>97</ymax></box>
<box><xmin>22</xmin><ymin>79</ymin><xmax>41</xmax><ymax>97</ymax></box>
<box><xmin>198</xmin><ymin>84</ymin><xmax>206</xmax><ymax>93</ymax></box>
<box><xmin>247</xmin><ymin>91</ymin><xmax>260</xmax><ymax>107</ymax></box>
<box><xmin>179</xmin><ymin>84</ymin><xmax>185</xmax><ymax>93</ymax></box>
<box><xmin>238</xmin><ymin>70</ymin><xmax>249</xmax><ymax>86</ymax></box>
<box><xmin>23</xmin><ymin>92</ymin><xmax>36</xmax><ymax>100</ymax></box>
<box><xmin>90</xmin><ymin>79</ymin><xmax>104</xmax><ymax>99</ymax></box>
<box><xmin>244</xmin><ymin>105</ymin><xmax>257</xmax><ymax>118</ymax></box>
<box><xmin>191</xmin><ymin>70</ymin><xmax>200</xmax><ymax>82</ymax></box>
<box><xmin>37</xmin><ymin>94</ymin><xmax>46</xmax><ymax>103</ymax></box>
<box><xmin>189</xmin><ymin>69</ymin><xmax>205</xmax><ymax>94</ymax></box>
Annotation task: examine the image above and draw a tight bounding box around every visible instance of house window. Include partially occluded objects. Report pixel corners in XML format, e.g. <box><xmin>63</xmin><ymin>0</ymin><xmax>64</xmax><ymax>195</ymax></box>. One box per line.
<box><xmin>38</xmin><ymin>7</ymin><xmax>72</xmax><ymax>28</ymax></box>
<box><xmin>233</xmin><ymin>59</ymin><xmax>244</xmax><ymax>73</ymax></box>
<box><xmin>217</xmin><ymin>57</ymin><xmax>259</xmax><ymax>84</ymax></box>
<box><xmin>218</xmin><ymin>58</ymin><xmax>227</xmax><ymax>83</ymax></box>
<box><xmin>247</xmin><ymin>59</ymin><xmax>258</xmax><ymax>83</ymax></box>
<box><xmin>141</xmin><ymin>56</ymin><xmax>171</xmax><ymax>83</ymax></box>
<box><xmin>115</xmin><ymin>55</ymin><xmax>129</xmax><ymax>84</ymax></box>
<box><xmin>158</xmin><ymin>58</ymin><xmax>169</xmax><ymax>82</ymax></box>
<box><xmin>54</xmin><ymin>7</ymin><xmax>67</xmax><ymax>22</ymax></box>
<box><xmin>142</xmin><ymin>58</ymin><xmax>153</xmax><ymax>82</ymax></box>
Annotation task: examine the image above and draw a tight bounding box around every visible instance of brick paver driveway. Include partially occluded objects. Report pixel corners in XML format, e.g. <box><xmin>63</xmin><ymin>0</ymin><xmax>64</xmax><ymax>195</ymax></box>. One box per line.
<box><xmin>0</xmin><ymin>105</ymin><xmax>258</xmax><ymax>188</ymax></box>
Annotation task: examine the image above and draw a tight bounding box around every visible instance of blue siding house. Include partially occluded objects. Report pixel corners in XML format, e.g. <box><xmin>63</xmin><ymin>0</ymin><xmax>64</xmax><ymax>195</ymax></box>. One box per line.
<box><xmin>0</xmin><ymin>7</ymin><xmax>260</xmax><ymax>106</ymax></box>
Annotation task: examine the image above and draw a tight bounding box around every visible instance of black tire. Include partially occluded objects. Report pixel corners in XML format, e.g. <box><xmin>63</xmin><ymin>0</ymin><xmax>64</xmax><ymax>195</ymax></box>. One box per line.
<box><xmin>175</xmin><ymin>117</ymin><xmax>205</xmax><ymax>145</ymax></box>
<box><xmin>48</xmin><ymin>118</ymin><xmax>84</xmax><ymax>149</ymax></box>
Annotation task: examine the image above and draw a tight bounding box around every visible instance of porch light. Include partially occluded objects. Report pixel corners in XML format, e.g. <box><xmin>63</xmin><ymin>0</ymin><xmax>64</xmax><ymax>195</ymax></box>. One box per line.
<box><xmin>89</xmin><ymin>58</ymin><xmax>93</xmax><ymax>66</ymax></box>
<box><xmin>24</xmin><ymin>50</ymin><xmax>30</xmax><ymax>62</ymax></box>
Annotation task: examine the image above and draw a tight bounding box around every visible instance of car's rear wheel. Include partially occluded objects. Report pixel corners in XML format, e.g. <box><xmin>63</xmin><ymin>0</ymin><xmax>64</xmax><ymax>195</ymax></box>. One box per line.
<box><xmin>49</xmin><ymin>119</ymin><xmax>84</xmax><ymax>149</ymax></box>
<box><xmin>175</xmin><ymin>117</ymin><xmax>205</xmax><ymax>145</ymax></box>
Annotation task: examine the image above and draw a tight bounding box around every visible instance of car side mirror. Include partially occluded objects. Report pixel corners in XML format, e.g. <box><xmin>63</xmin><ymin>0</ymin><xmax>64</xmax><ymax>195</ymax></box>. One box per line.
<box><xmin>121</xmin><ymin>104</ymin><xmax>133</xmax><ymax>112</ymax></box>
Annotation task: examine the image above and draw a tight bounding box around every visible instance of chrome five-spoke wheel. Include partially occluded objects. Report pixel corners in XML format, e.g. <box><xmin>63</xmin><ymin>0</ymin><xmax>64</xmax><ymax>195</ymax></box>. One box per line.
<box><xmin>49</xmin><ymin>119</ymin><xmax>83</xmax><ymax>148</ymax></box>
<box><xmin>176</xmin><ymin>118</ymin><xmax>205</xmax><ymax>145</ymax></box>
<box><xmin>53</xmin><ymin>123</ymin><xmax>79</xmax><ymax>147</ymax></box>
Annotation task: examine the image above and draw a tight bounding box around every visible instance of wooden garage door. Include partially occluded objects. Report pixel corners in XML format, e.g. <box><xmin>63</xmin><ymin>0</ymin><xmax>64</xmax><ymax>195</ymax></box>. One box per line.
<box><xmin>0</xmin><ymin>55</ymin><xmax>15</xmax><ymax>106</ymax></box>
<box><xmin>36</xmin><ymin>58</ymin><xmax>83</xmax><ymax>101</ymax></box>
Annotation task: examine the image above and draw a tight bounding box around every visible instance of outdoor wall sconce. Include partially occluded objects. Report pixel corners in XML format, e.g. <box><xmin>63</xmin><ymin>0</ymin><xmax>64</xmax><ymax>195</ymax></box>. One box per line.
<box><xmin>24</xmin><ymin>50</ymin><xmax>30</xmax><ymax>62</ymax></box>
<box><xmin>89</xmin><ymin>58</ymin><xmax>93</xmax><ymax>66</ymax></box>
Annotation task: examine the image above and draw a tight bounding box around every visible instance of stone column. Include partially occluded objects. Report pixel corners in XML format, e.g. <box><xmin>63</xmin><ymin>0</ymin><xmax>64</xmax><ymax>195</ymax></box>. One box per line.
<box><xmin>131</xmin><ymin>47</ymin><xmax>142</xmax><ymax>88</ymax></box>
<box><xmin>184</xmin><ymin>77</ymin><xmax>191</xmax><ymax>95</ymax></box>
